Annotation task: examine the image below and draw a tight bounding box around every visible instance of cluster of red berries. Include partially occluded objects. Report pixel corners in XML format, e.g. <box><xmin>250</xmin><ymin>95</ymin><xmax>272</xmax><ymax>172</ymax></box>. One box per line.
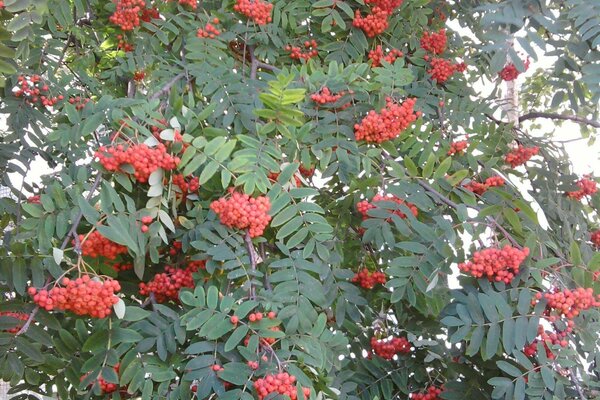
<box><xmin>523</xmin><ymin>323</ymin><xmax>572</xmax><ymax>359</ymax></box>
<box><xmin>231</xmin><ymin>311</ymin><xmax>276</xmax><ymax>326</ymax></box>
<box><xmin>351</xmin><ymin>269</ymin><xmax>386</xmax><ymax>289</ymax></box>
<box><xmin>14</xmin><ymin>75</ymin><xmax>63</xmax><ymax>107</ymax></box>
<box><xmin>233</xmin><ymin>0</ymin><xmax>273</xmax><ymax>25</ymax></box>
<box><xmin>591</xmin><ymin>230</ymin><xmax>600</xmax><ymax>247</ymax></box>
<box><xmin>140</xmin><ymin>216</ymin><xmax>153</xmax><ymax>233</ymax></box>
<box><xmin>79</xmin><ymin>230</ymin><xmax>128</xmax><ymax>260</ymax></box>
<box><xmin>499</xmin><ymin>59</ymin><xmax>530</xmax><ymax>81</ymax></box>
<box><xmin>82</xmin><ymin>364</ymin><xmax>121</xmax><ymax>394</ymax></box>
<box><xmin>370</xmin><ymin>336</ymin><xmax>411</xmax><ymax>359</ymax></box>
<box><xmin>68</xmin><ymin>96</ymin><xmax>91</xmax><ymax>110</ymax></box>
<box><xmin>357</xmin><ymin>194</ymin><xmax>418</xmax><ymax>220</ymax></box>
<box><xmin>566</xmin><ymin>177</ymin><xmax>598</xmax><ymax>200</ymax></box>
<box><xmin>268</xmin><ymin>171</ymin><xmax>302</xmax><ymax>187</ymax></box>
<box><xmin>447</xmin><ymin>140</ymin><xmax>468</xmax><ymax>156</ymax></box>
<box><xmin>354</xmin><ymin>97</ymin><xmax>419</xmax><ymax>143</ymax></box>
<box><xmin>504</xmin><ymin>145</ymin><xmax>539</xmax><ymax>168</ymax></box>
<box><xmin>197</xmin><ymin>19</ymin><xmax>221</xmax><ymax>38</ymax></box>
<box><xmin>109</xmin><ymin>0</ymin><xmax>145</xmax><ymax>31</ymax></box>
<box><xmin>112</xmin><ymin>262</ymin><xmax>133</xmax><ymax>272</ymax></box>
<box><xmin>299</xmin><ymin>164</ymin><xmax>315</xmax><ymax>178</ymax></box>
<box><xmin>410</xmin><ymin>386</ymin><xmax>444</xmax><ymax>400</ymax></box>
<box><xmin>28</xmin><ymin>276</ymin><xmax>121</xmax><ymax>318</ymax></box>
<box><xmin>133</xmin><ymin>71</ymin><xmax>145</xmax><ymax>81</ymax></box>
<box><xmin>172</xmin><ymin>174</ymin><xmax>200</xmax><ymax>196</ymax></box>
<box><xmin>210</xmin><ymin>190</ymin><xmax>271</xmax><ymax>238</ymax></box>
<box><xmin>27</xmin><ymin>195</ymin><xmax>41</xmax><ymax>204</ymax></box>
<box><xmin>95</xmin><ymin>143</ymin><xmax>180</xmax><ymax>183</ymax></box>
<box><xmin>0</xmin><ymin>311</ymin><xmax>28</xmax><ymax>333</ymax></box>
<box><xmin>116</xmin><ymin>35</ymin><xmax>134</xmax><ymax>52</ymax></box>
<box><xmin>168</xmin><ymin>240</ymin><xmax>182</xmax><ymax>256</ymax></box>
<box><xmin>311</xmin><ymin>87</ymin><xmax>348</xmax><ymax>105</ymax></box>
<box><xmin>253</xmin><ymin>373</ymin><xmax>310</xmax><ymax>400</ymax></box>
<box><xmin>368</xmin><ymin>45</ymin><xmax>404</xmax><ymax>67</ymax></box>
<box><xmin>464</xmin><ymin>176</ymin><xmax>505</xmax><ymax>195</ymax></box>
<box><xmin>353</xmin><ymin>0</ymin><xmax>402</xmax><ymax>37</ymax></box>
<box><xmin>286</xmin><ymin>40</ymin><xmax>319</xmax><ymax>61</ymax></box>
<box><xmin>176</xmin><ymin>0</ymin><xmax>196</xmax><ymax>9</ymax></box>
<box><xmin>420</xmin><ymin>29</ymin><xmax>447</xmax><ymax>54</ymax></box>
<box><xmin>139</xmin><ymin>263</ymin><xmax>202</xmax><ymax>303</ymax></box>
<box><xmin>427</xmin><ymin>57</ymin><xmax>466</xmax><ymax>84</ymax></box>
<box><xmin>458</xmin><ymin>246</ymin><xmax>529</xmax><ymax>283</ymax></box>
<box><xmin>535</xmin><ymin>288</ymin><xmax>600</xmax><ymax>319</ymax></box>
<box><xmin>140</xmin><ymin>6</ymin><xmax>159</xmax><ymax>22</ymax></box>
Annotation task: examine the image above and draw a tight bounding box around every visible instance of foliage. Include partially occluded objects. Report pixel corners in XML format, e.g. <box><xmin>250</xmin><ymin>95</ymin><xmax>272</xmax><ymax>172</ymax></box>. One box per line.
<box><xmin>1</xmin><ymin>0</ymin><xmax>600</xmax><ymax>399</ymax></box>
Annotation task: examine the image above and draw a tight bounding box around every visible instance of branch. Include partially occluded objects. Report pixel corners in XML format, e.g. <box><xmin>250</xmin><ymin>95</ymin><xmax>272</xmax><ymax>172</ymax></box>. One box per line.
<box><xmin>519</xmin><ymin>112</ymin><xmax>600</xmax><ymax>129</ymax></box>
<box><xmin>244</xmin><ymin>231</ymin><xmax>257</xmax><ymax>300</ymax></box>
<box><xmin>148</xmin><ymin>72</ymin><xmax>186</xmax><ymax>100</ymax></box>
<box><xmin>14</xmin><ymin>306</ymin><xmax>39</xmax><ymax>336</ymax></box>
<box><xmin>248</xmin><ymin>45</ymin><xmax>281</xmax><ymax>80</ymax></box>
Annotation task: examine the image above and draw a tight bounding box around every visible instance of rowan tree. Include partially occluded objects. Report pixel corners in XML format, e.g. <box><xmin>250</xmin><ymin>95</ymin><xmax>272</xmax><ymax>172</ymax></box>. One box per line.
<box><xmin>1</xmin><ymin>1</ymin><xmax>600</xmax><ymax>399</ymax></box>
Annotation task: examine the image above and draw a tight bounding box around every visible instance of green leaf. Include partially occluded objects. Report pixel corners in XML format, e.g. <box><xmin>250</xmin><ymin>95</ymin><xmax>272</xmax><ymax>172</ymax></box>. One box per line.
<box><xmin>207</xmin><ymin>286</ymin><xmax>219</xmax><ymax>310</ymax></box>
<box><xmin>224</xmin><ymin>325</ymin><xmax>249</xmax><ymax>352</ymax></box>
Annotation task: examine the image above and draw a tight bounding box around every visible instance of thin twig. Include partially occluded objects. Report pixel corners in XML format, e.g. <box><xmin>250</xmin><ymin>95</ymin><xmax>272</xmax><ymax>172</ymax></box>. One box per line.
<box><xmin>519</xmin><ymin>112</ymin><xmax>600</xmax><ymax>128</ymax></box>
<box><xmin>244</xmin><ymin>231</ymin><xmax>257</xmax><ymax>300</ymax></box>
<box><xmin>14</xmin><ymin>307</ymin><xmax>39</xmax><ymax>336</ymax></box>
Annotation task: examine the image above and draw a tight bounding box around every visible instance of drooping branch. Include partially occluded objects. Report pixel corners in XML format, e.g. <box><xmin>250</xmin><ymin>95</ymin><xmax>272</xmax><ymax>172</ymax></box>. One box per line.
<box><xmin>519</xmin><ymin>112</ymin><xmax>600</xmax><ymax>129</ymax></box>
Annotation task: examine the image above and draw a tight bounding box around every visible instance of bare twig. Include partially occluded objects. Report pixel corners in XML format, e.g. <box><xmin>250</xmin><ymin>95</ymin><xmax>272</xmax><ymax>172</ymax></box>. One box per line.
<box><xmin>244</xmin><ymin>231</ymin><xmax>257</xmax><ymax>300</ymax></box>
<box><xmin>248</xmin><ymin>45</ymin><xmax>281</xmax><ymax>79</ymax></box>
<box><xmin>14</xmin><ymin>307</ymin><xmax>39</xmax><ymax>336</ymax></box>
<box><xmin>519</xmin><ymin>112</ymin><xmax>600</xmax><ymax>129</ymax></box>
<box><xmin>148</xmin><ymin>72</ymin><xmax>186</xmax><ymax>100</ymax></box>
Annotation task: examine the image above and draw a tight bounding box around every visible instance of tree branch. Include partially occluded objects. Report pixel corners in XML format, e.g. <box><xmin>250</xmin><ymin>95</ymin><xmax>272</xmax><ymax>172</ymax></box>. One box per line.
<box><xmin>519</xmin><ymin>112</ymin><xmax>600</xmax><ymax>128</ymax></box>
<box><xmin>148</xmin><ymin>72</ymin><xmax>186</xmax><ymax>100</ymax></box>
<box><xmin>248</xmin><ymin>45</ymin><xmax>281</xmax><ymax>80</ymax></box>
<box><xmin>14</xmin><ymin>306</ymin><xmax>39</xmax><ymax>336</ymax></box>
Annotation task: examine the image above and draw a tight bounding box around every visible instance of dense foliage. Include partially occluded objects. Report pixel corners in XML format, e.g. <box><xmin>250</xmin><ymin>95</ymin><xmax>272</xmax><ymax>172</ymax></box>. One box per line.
<box><xmin>1</xmin><ymin>0</ymin><xmax>600</xmax><ymax>399</ymax></box>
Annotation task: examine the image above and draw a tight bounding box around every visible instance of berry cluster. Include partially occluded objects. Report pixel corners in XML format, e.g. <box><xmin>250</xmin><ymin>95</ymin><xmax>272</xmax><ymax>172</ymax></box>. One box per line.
<box><xmin>28</xmin><ymin>276</ymin><xmax>121</xmax><ymax>318</ymax></box>
<box><xmin>356</xmin><ymin>194</ymin><xmax>418</xmax><ymax>220</ymax></box>
<box><xmin>176</xmin><ymin>0</ymin><xmax>196</xmax><ymax>9</ymax></box>
<box><xmin>68</xmin><ymin>96</ymin><xmax>91</xmax><ymax>110</ymax></box>
<box><xmin>109</xmin><ymin>0</ymin><xmax>146</xmax><ymax>31</ymax></box>
<box><xmin>458</xmin><ymin>245</ymin><xmax>529</xmax><ymax>283</ymax></box>
<box><xmin>140</xmin><ymin>215</ymin><xmax>152</xmax><ymax>233</ymax></box>
<box><xmin>27</xmin><ymin>195</ymin><xmax>41</xmax><ymax>204</ymax></box>
<box><xmin>447</xmin><ymin>140</ymin><xmax>468</xmax><ymax>156</ymax></box>
<box><xmin>253</xmin><ymin>373</ymin><xmax>310</xmax><ymax>400</ymax></box>
<box><xmin>168</xmin><ymin>240</ymin><xmax>182</xmax><ymax>256</ymax></box>
<box><xmin>370</xmin><ymin>336</ymin><xmax>411</xmax><ymax>359</ymax></box>
<box><xmin>0</xmin><ymin>311</ymin><xmax>28</xmax><ymax>333</ymax></box>
<box><xmin>427</xmin><ymin>57</ymin><xmax>464</xmax><ymax>84</ymax></box>
<box><xmin>116</xmin><ymin>34</ymin><xmax>134</xmax><ymax>52</ymax></box>
<box><xmin>133</xmin><ymin>71</ymin><xmax>145</xmax><ymax>81</ymax></box>
<box><xmin>197</xmin><ymin>19</ymin><xmax>221</xmax><ymax>38</ymax></box>
<box><xmin>464</xmin><ymin>176</ymin><xmax>505</xmax><ymax>195</ymax></box>
<box><xmin>410</xmin><ymin>386</ymin><xmax>444</xmax><ymax>400</ymax></box>
<box><xmin>172</xmin><ymin>174</ymin><xmax>200</xmax><ymax>196</ymax></box>
<box><xmin>299</xmin><ymin>165</ymin><xmax>315</xmax><ymax>178</ymax></box>
<box><xmin>79</xmin><ymin>231</ymin><xmax>128</xmax><ymax>260</ymax></box>
<box><xmin>351</xmin><ymin>269</ymin><xmax>386</xmax><ymax>289</ymax></box>
<box><xmin>535</xmin><ymin>288</ymin><xmax>600</xmax><ymax>319</ymax></box>
<box><xmin>354</xmin><ymin>97</ymin><xmax>419</xmax><ymax>143</ymax></box>
<box><xmin>14</xmin><ymin>75</ymin><xmax>63</xmax><ymax>107</ymax></box>
<box><xmin>420</xmin><ymin>29</ymin><xmax>447</xmax><ymax>54</ymax></box>
<box><xmin>82</xmin><ymin>364</ymin><xmax>121</xmax><ymax>394</ymax></box>
<box><xmin>353</xmin><ymin>0</ymin><xmax>402</xmax><ymax>37</ymax></box>
<box><xmin>566</xmin><ymin>177</ymin><xmax>598</xmax><ymax>200</ymax></box>
<box><xmin>233</xmin><ymin>0</ymin><xmax>273</xmax><ymax>25</ymax></box>
<box><xmin>286</xmin><ymin>40</ymin><xmax>319</xmax><ymax>61</ymax></box>
<box><xmin>139</xmin><ymin>263</ymin><xmax>201</xmax><ymax>303</ymax></box>
<box><xmin>523</xmin><ymin>323</ymin><xmax>572</xmax><ymax>359</ymax></box>
<box><xmin>210</xmin><ymin>191</ymin><xmax>271</xmax><ymax>238</ymax></box>
<box><xmin>95</xmin><ymin>143</ymin><xmax>180</xmax><ymax>183</ymax></box>
<box><xmin>504</xmin><ymin>145</ymin><xmax>539</xmax><ymax>168</ymax></box>
<box><xmin>591</xmin><ymin>230</ymin><xmax>600</xmax><ymax>247</ymax></box>
<box><xmin>499</xmin><ymin>59</ymin><xmax>530</xmax><ymax>81</ymax></box>
<box><xmin>140</xmin><ymin>6</ymin><xmax>159</xmax><ymax>22</ymax></box>
<box><xmin>112</xmin><ymin>262</ymin><xmax>133</xmax><ymax>272</ymax></box>
<box><xmin>311</xmin><ymin>87</ymin><xmax>347</xmax><ymax>105</ymax></box>
<box><xmin>368</xmin><ymin>45</ymin><xmax>404</xmax><ymax>67</ymax></box>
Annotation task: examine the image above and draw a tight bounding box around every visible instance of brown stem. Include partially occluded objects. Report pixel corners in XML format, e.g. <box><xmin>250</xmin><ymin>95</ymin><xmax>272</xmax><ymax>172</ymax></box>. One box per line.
<box><xmin>244</xmin><ymin>231</ymin><xmax>257</xmax><ymax>300</ymax></box>
<box><xmin>519</xmin><ymin>112</ymin><xmax>600</xmax><ymax>128</ymax></box>
<box><xmin>14</xmin><ymin>307</ymin><xmax>39</xmax><ymax>336</ymax></box>
<box><xmin>247</xmin><ymin>45</ymin><xmax>281</xmax><ymax>80</ymax></box>
<box><xmin>148</xmin><ymin>72</ymin><xmax>186</xmax><ymax>100</ymax></box>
